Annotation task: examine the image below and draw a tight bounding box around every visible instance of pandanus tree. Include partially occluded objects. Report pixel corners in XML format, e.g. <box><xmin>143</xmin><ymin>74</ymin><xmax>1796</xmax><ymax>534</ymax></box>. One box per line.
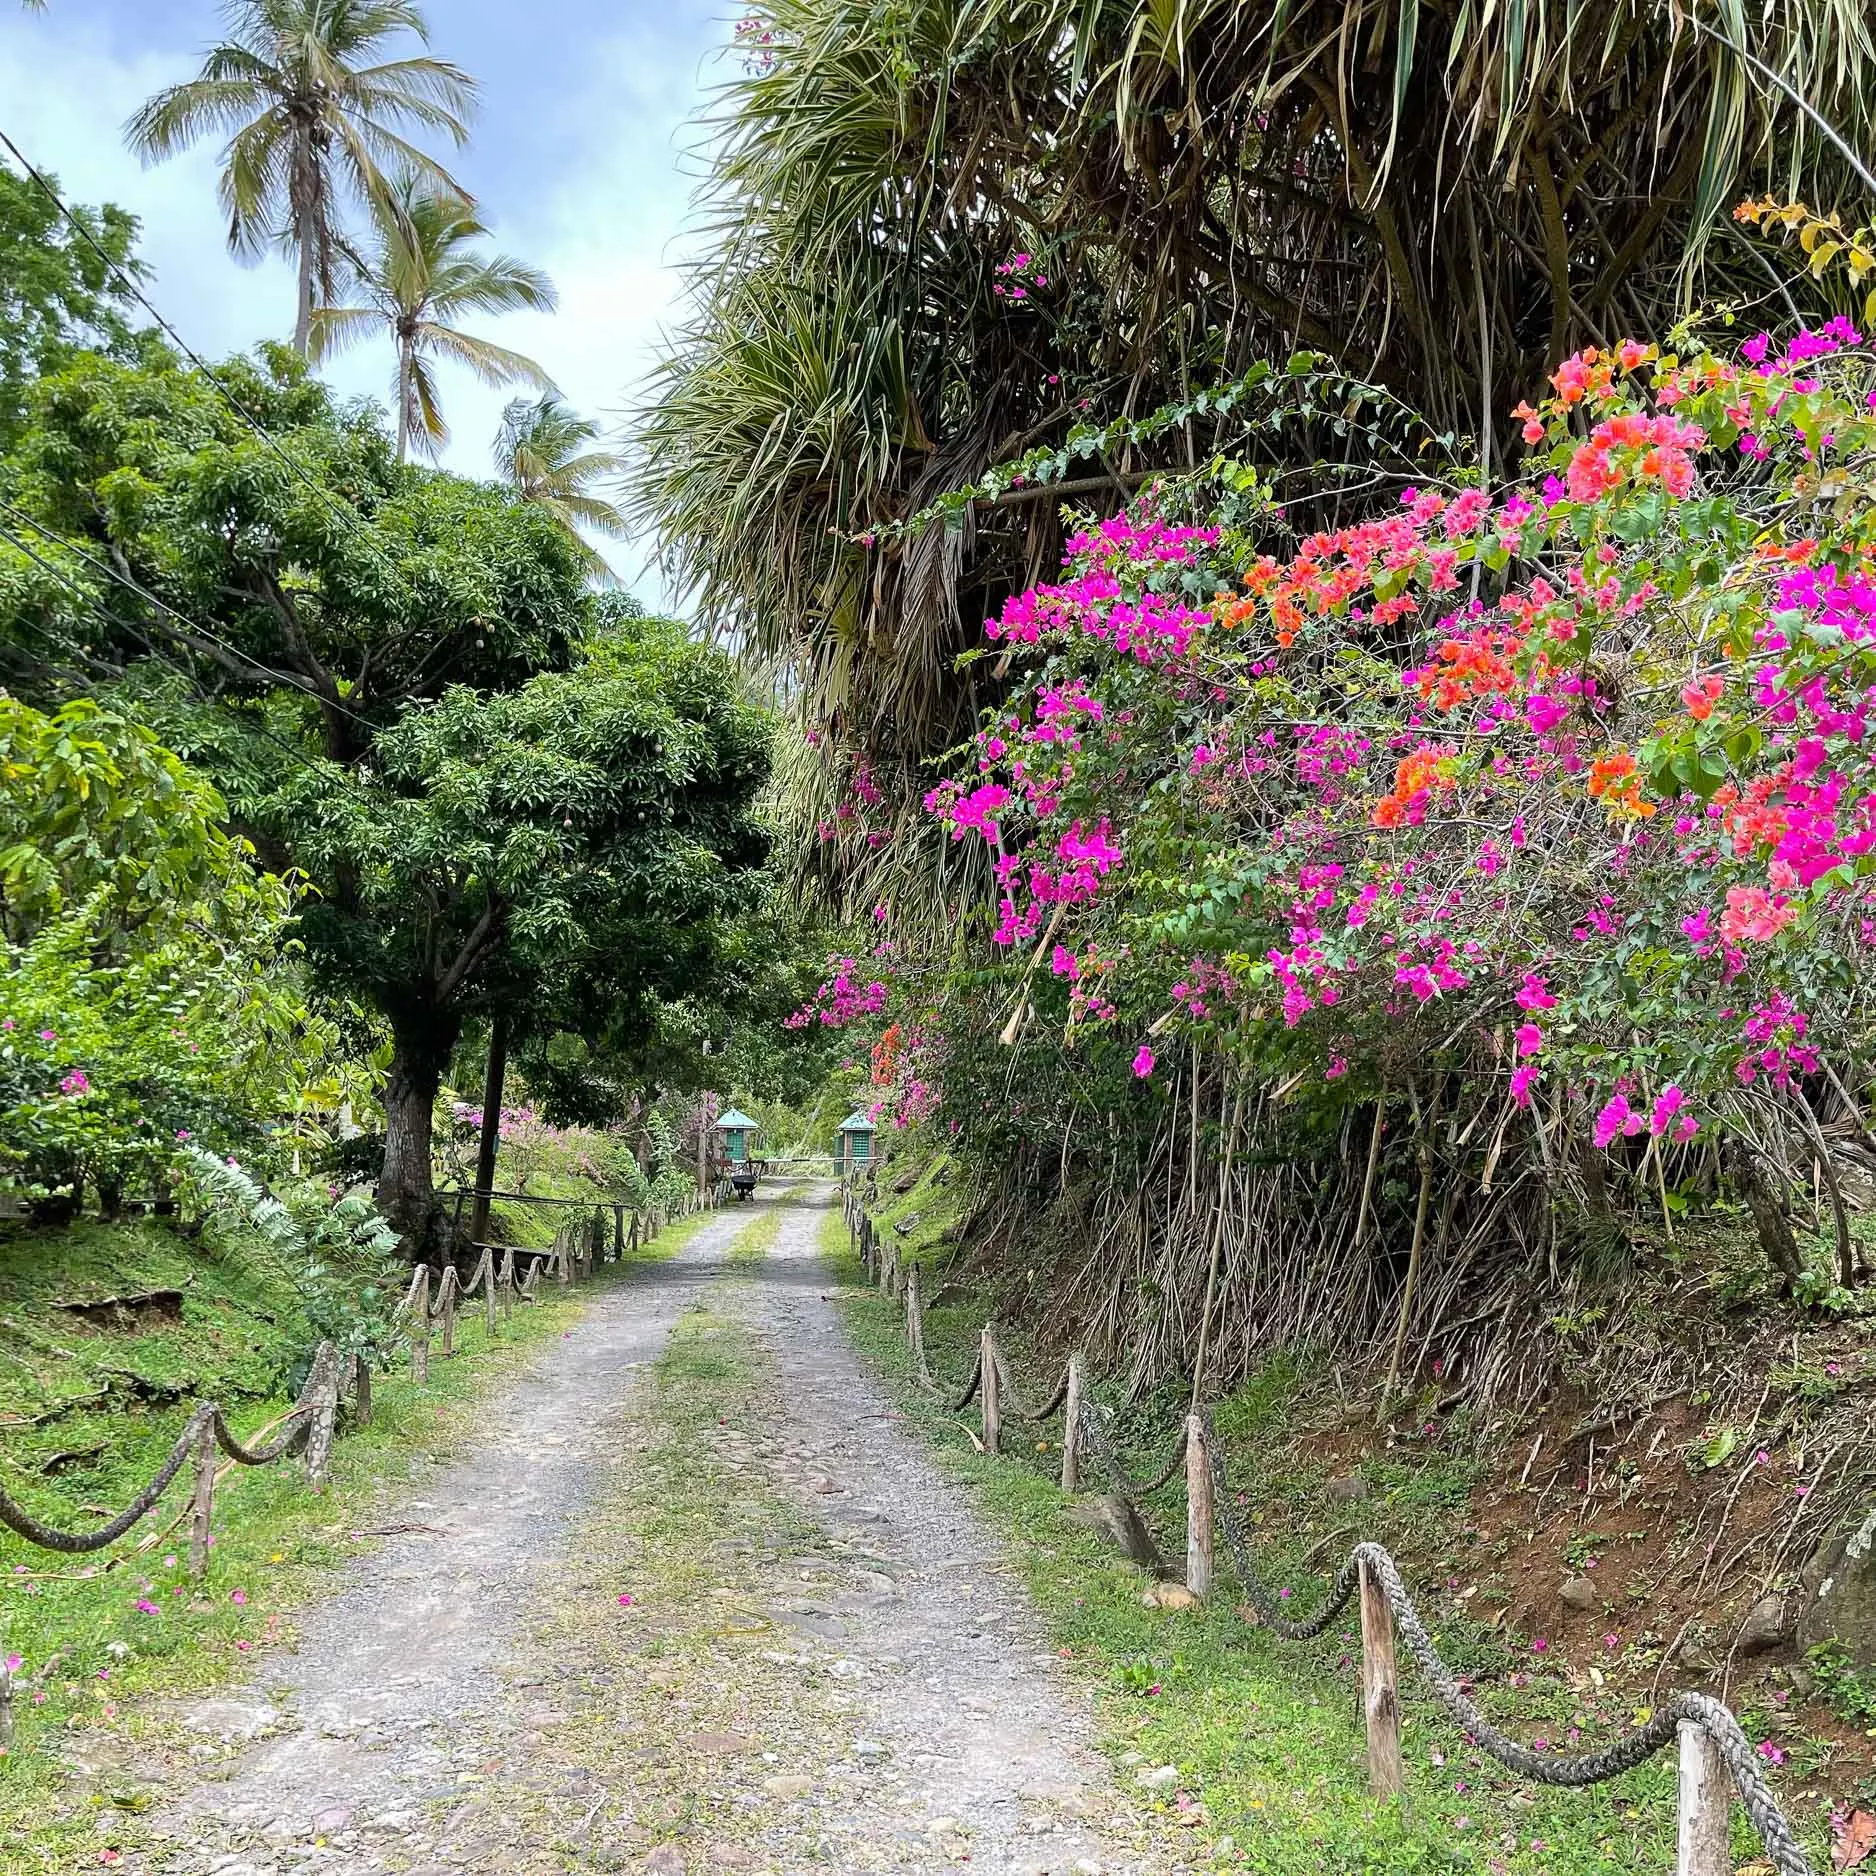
<box><xmin>494</xmin><ymin>393</ymin><xmax>628</xmax><ymax>581</ymax></box>
<box><xmin>124</xmin><ymin>0</ymin><xmax>476</xmax><ymax>355</ymax></box>
<box><xmin>311</xmin><ymin>172</ymin><xmax>556</xmax><ymax>459</ymax></box>
<box><xmin>639</xmin><ymin>0</ymin><xmax>1876</xmax><ymax>808</ymax></box>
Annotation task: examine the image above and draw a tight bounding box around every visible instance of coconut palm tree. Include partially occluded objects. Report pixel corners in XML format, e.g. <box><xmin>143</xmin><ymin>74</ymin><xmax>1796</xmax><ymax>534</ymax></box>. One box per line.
<box><xmin>125</xmin><ymin>1</ymin><xmax>476</xmax><ymax>356</ymax></box>
<box><xmin>493</xmin><ymin>394</ymin><xmax>628</xmax><ymax>581</ymax></box>
<box><xmin>310</xmin><ymin>172</ymin><xmax>556</xmax><ymax>460</ymax></box>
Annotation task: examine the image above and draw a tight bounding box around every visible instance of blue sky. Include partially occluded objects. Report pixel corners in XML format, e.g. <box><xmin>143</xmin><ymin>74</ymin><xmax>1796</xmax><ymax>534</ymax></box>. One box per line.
<box><xmin>0</xmin><ymin>0</ymin><xmax>733</xmax><ymax>598</ymax></box>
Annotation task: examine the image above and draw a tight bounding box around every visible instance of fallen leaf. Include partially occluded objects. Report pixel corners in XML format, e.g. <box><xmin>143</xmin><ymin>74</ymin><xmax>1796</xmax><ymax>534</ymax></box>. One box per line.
<box><xmin>1834</xmin><ymin>1807</ymin><xmax>1876</xmax><ymax>1871</ymax></box>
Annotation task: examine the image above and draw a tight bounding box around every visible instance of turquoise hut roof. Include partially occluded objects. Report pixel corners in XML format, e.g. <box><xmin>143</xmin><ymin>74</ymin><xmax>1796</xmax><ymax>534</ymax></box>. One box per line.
<box><xmin>715</xmin><ymin>1108</ymin><xmax>758</xmax><ymax>1130</ymax></box>
<box><xmin>837</xmin><ymin>1110</ymin><xmax>875</xmax><ymax>1133</ymax></box>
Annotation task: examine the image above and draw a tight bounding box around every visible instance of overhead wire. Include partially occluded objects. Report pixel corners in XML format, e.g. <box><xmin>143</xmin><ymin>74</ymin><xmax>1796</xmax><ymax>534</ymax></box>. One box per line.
<box><xmin>0</xmin><ymin>518</ymin><xmax>334</xmax><ymax>781</ymax></box>
<box><xmin>0</xmin><ymin>497</ymin><xmax>376</xmax><ymax>732</ymax></box>
<box><xmin>0</xmin><ymin>124</ymin><xmax>404</xmax><ymax>577</ymax></box>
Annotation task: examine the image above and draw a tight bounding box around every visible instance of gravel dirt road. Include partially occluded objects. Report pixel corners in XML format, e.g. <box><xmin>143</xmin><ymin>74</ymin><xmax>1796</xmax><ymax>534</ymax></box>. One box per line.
<box><xmin>114</xmin><ymin>1187</ymin><xmax>1181</xmax><ymax>1876</ymax></box>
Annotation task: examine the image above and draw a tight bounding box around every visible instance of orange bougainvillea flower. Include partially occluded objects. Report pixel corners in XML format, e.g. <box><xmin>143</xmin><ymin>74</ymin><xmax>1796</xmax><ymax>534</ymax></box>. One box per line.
<box><xmin>1587</xmin><ymin>749</ymin><xmax>1656</xmax><ymax>819</ymax></box>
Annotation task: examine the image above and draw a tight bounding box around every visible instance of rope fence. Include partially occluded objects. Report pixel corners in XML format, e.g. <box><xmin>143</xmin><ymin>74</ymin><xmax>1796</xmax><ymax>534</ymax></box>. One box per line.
<box><xmin>843</xmin><ymin>1175</ymin><xmax>1814</xmax><ymax>1876</ymax></box>
<box><xmin>0</xmin><ymin>1193</ymin><xmax>687</xmax><ymax>1748</ymax></box>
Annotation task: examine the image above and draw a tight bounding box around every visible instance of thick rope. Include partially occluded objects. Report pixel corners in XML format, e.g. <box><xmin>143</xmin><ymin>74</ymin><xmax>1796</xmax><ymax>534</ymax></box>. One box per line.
<box><xmin>1075</xmin><ymin>1396</ymin><xmax>1185</xmax><ymax>1497</ymax></box>
<box><xmin>1001</xmin><ymin>1355</ymin><xmax>1070</xmax><ymax>1424</ymax></box>
<box><xmin>212</xmin><ymin>1405</ymin><xmax>310</xmax><ymax>1467</ymax></box>
<box><xmin>0</xmin><ymin>1403</ymin><xmax>214</xmax><ymax>1552</ymax></box>
<box><xmin>1202</xmin><ymin>1426</ymin><xmax>1812</xmax><ymax>1876</ymax></box>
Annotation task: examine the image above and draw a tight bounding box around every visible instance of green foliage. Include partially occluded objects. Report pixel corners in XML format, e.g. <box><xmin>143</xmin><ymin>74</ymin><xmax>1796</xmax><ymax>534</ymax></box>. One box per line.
<box><xmin>0</xmin><ymin>696</ymin><xmax>318</xmax><ymax>1203</ymax></box>
<box><xmin>1806</xmin><ymin>1639</ymin><xmax>1876</xmax><ymax>1725</ymax></box>
<box><xmin>0</xmin><ymin>694</ymin><xmax>233</xmax><ymax>946</ymax></box>
<box><xmin>0</xmin><ymin>166</ymin><xmax>141</xmax><ymax>444</ymax></box>
<box><xmin>177</xmin><ymin>1144</ymin><xmax>402</xmax><ymax>1374</ymax></box>
<box><xmin>643</xmin><ymin>0</ymin><xmax>1876</xmax><ymax>797</ymax></box>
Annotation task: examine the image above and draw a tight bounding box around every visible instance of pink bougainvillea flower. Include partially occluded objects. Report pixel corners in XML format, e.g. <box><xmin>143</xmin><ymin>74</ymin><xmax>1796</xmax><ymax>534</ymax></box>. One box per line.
<box><xmin>3</xmin><ymin>1652</ymin><xmax>21</xmax><ymax>1673</ymax></box>
<box><xmin>617</xmin><ymin>1592</ymin><xmax>637</xmax><ymax>1607</ymax></box>
<box><xmin>230</xmin><ymin>1589</ymin><xmax>247</xmax><ymax>1606</ymax></box>
<box><xmin>134</xmin><ymin>1598</ymin><xmax>159</xmax><ymax>1616</ymax></box>
<box><xmin>1514</xmin><ymin>1022</ymin><xmax>1544</xmax><ymax>1058</ymax></box>
<box><xmin>1132</xmin><ymin>1045</ymin><xmax>1155</xmax><ymax>1079</ymax></box>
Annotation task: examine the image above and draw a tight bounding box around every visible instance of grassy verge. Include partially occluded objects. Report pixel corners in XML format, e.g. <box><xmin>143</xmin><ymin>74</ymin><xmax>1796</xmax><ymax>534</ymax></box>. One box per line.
<box><xmin>0</xmin><ymin>1209</ymin><xmax>717</xmax><ymax>1857</ymax></box>
<box><xmin>824</xmin><ymin>1203</ymin><xmax>1810</xmax><ymax>1876</ymax></box>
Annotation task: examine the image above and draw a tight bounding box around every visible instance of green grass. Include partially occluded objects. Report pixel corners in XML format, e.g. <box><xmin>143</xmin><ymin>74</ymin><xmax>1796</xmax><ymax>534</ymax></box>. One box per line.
<box><xmin>0</xmin><ymin>1209</ymin><xmax>710</xmax><ymax>1862</ymax></box>
<box><xmin>823</xmin><ymin>1202</ymin><xmax>1820</xmax><ymax>1875</ymax></box>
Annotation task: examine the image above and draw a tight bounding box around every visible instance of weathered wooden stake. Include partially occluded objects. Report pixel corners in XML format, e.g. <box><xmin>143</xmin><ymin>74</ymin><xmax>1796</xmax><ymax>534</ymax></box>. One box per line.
<box><xmin>351</xmin><ymin>1354</ymin><xmax>373</xmax><ymax>1428</ymax></box>
<box><xmin>304</xmin><ymin>1343</ymin><xmax>338</xmax><ymax>1486</ymax></box>
<box><xmin>614</xmin><ymin>1205</ymin><xmax>625</xmax><ymax>1261</ymax></box>
<box><xmin>187</xmin><ymin>1411</ymin><xmax>217</xmax><ymax>1577</ymax></box>
<box><xmin>1185</xmin><ymin>1414</ymin><xmax>1214</xmax><ymax>1600</ymax></box>
<box><xmin>438</xmin><ymin>1268</ymin><xmax>457</xmax><ymax>1357</ymax></box>
<box><xmin>905</xmin><ymin>1261</ymin><xmax>927</xmax><ymax>1374</ymax></box>
<box><xmin>1061</xmin><ymin>1355</ymin><xmax>1084</xmax><ymax>1493</ymax></box>
<box><xmin>1359</xmin><ymin>1556</ymin><xmax>1404</xmax><ymax>1798</ymax></box>
<box><xmin>980</xmin><ymin>1324</ymin><xmax>1001</xmax><ymax>1455</ymax></box>
<box><xmin>410</xmin><ymin>1268</ymin><xmax>431</xmax><ymax>1383</ymax></box>
<box><xmin>1676</xmin><ymin>1720</ymin><xmax>1731</xmax><ymax>1876</ymax></box>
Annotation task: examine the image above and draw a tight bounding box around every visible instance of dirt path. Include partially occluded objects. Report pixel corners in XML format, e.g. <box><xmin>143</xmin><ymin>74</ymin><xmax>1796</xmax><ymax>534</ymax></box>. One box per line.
<box><xmin>116</xmin><ymin>1188</ymin><xmax>1178</xmax><ymax>1876</ymax></box>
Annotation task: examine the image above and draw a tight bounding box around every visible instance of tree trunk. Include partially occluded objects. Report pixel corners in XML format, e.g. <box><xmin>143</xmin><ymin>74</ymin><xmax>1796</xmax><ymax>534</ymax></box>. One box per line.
<box><xmin>1727</xmin><ymin>1138</ymin><xmax>1803</xmax><ymax>1291</ymax></box>
<box><xmin>379</xmin><ymin>1011</ymin><xmax>460</xmax><ymax>1255</ymax></box>
<box><xmin>468</xmin><ymin>1016</ymin><xmax>508</xmax><ymax>1250</ymax></box>
<box><xmin>396</xmin><ymin>340</ymin><xmax>411</xmax><ymax>462</ymax></box>
<box><xmin>293</xmin><ymin>229</ymin><xmax>314</xmax><ymax>357</ymax></box>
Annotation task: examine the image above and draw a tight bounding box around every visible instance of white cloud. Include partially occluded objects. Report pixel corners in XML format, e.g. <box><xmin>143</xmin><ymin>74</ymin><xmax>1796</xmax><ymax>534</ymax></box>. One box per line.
<box><xmin>0</xmin><ymin>2</ymin><xmax>724</xmax><ymax>607</ymax></box>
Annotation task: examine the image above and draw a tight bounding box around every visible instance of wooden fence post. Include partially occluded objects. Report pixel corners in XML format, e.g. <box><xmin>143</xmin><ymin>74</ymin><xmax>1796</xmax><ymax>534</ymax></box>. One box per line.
<box><xmin>499</xmin><ymin>1247</ymin><xmax>516</xmax><ymax>1321</ymax></box>
<box><xmin>905</xmin><ymin>1261</ymin><xmax>927</xmax><ymax>1375</ymax></box>
<box><xmin>980</xmin><ymin>1324</ymin><xmax>1001</xmax><ymax>1455</ymax></box>
<box><xmin>351</xmin><ymin>1353</ymin><xmax>373</xmax><ymax>1428</ymax></box>
<box><xmin>438</xmin><ymin>1268</ymin><xmax>458</xmax><ymax>1358</ymax></box>
<box><xmin>410</xmin><ymin>1267</ymin><xmax>431</xmax><ymax>1383</ymax></box>
<box><xmin>480</xmin><ymin>1248</ymin><xmax>497</xmax><ymax>1337</ymax></box>
<box><xmin>1359</xmin><ymin>1556</ymin><xmax>1405</xmax><ymax>1798</ymax></box>
<box><xmin>187</xmin><ymin>1411</ymin><xmax>217</xmax><ymax>1577</ymax></box>
<box><xmin>1676</xmin><ymin>1721</ymin><xmax>1731</xmax><ymax>1876</ymax></box>
<box><xmin>1185</xmin><ymin>1414</ymin><xmax>1214</xmax><ymax>1600</ymax></box>
<box><xmin>1061</xmin><ymin>1355</ymin><xmax>1084</xmax><ymax>1492</ymax></box>
<box><xmin>614</xmin><ymin>1205</ymin><xmax>625</xmax><ymax>1262</ymax></box>
<box><xmin>304</xmin><ymin>1343</ymin><xmax>338</xmax><ymax>1486</ymax></box>
<box><xmin>557</xmin><ymin>1227</ymin><xmax>572</xmax><ymax>1288</ymax></box>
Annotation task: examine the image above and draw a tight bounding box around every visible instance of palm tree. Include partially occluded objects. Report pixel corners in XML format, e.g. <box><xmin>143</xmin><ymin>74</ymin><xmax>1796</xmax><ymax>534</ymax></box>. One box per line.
<box><xmin>310</xmin><ymin>173</ymin><xmax>557</xmax><ymax>460</ymax></box>
<box><xmin>125</xmin><ymin>0</ymin><xmax>476</xmax><ymax>356</ymax></box>
<box><xmin>494</xmin><ymin>394</ymin><xmax>628</xmax><ymax>581</ymax></box>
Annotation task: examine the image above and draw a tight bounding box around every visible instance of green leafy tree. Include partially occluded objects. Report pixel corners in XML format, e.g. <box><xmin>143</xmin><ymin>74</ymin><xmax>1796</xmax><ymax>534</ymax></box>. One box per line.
<box><xmin>3</xmin><ymin>343</ymin><xmax>585</xmax><ymax>761</ymax></box>
<box><xmin>0</xmin><ymin>166</ymin><xmax>142</xmax><ymax>443</ymax></box>
<box><xmin>124</xmin><ymin>0</ymin><xmax>476</xmax><ymax>355</ymax></box>
<box><xmin>268</xmin><ymin>613</ymin><xmax>771</xmax><ymax>1240</ymax></box>
<box><xmin>0</xmin><ymin>696</ymin><xmax>313</xmax><ymax>1210</ymax></box>
<box><xmin>311</xmin><ymin>172</ymin><xmax>555</xmax><ymax>459</ymax></box>
<box><xmin>494</xmin><ymin>393</ymin><xmax>626</xmax><ymax>580</ymax></box>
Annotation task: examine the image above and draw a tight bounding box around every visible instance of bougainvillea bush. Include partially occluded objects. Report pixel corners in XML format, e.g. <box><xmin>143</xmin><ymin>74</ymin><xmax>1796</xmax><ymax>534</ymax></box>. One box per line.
<box><xmin>815</xmin><ymin>315</ymin><xmax>1876</xmax><ymax>1376</ymax></box>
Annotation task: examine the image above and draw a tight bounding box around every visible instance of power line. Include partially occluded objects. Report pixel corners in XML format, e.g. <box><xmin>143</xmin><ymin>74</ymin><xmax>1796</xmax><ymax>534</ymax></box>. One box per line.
<box><xmin>0</xmin><ymin>123</ymin><xmax>400</xmax><ymax>576</ymax></box>
<box><xmin>0</xmin><ymin>519</ymin><xmax>332</xmax><ymax>781</ymax></box>
<box><xmin>0</xmin><ymin>497</ymin><xmax>375</xmax><ymax>731</ymax></box>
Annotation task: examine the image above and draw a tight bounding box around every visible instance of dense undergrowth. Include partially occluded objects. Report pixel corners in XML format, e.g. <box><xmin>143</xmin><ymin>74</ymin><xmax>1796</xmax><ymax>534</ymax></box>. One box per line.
<box><xmin>838</xmin><ymin>1155</ymin><xmax>1872</xmax><ymax>1870</ymax></box>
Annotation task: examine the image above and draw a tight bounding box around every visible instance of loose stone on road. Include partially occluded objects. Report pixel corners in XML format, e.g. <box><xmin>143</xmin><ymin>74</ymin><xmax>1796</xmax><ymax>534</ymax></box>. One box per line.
<box><xmin>113</xmin><ymin>1188</ymin><xmax>1182</xmax><ymax>1875</ymax></box>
